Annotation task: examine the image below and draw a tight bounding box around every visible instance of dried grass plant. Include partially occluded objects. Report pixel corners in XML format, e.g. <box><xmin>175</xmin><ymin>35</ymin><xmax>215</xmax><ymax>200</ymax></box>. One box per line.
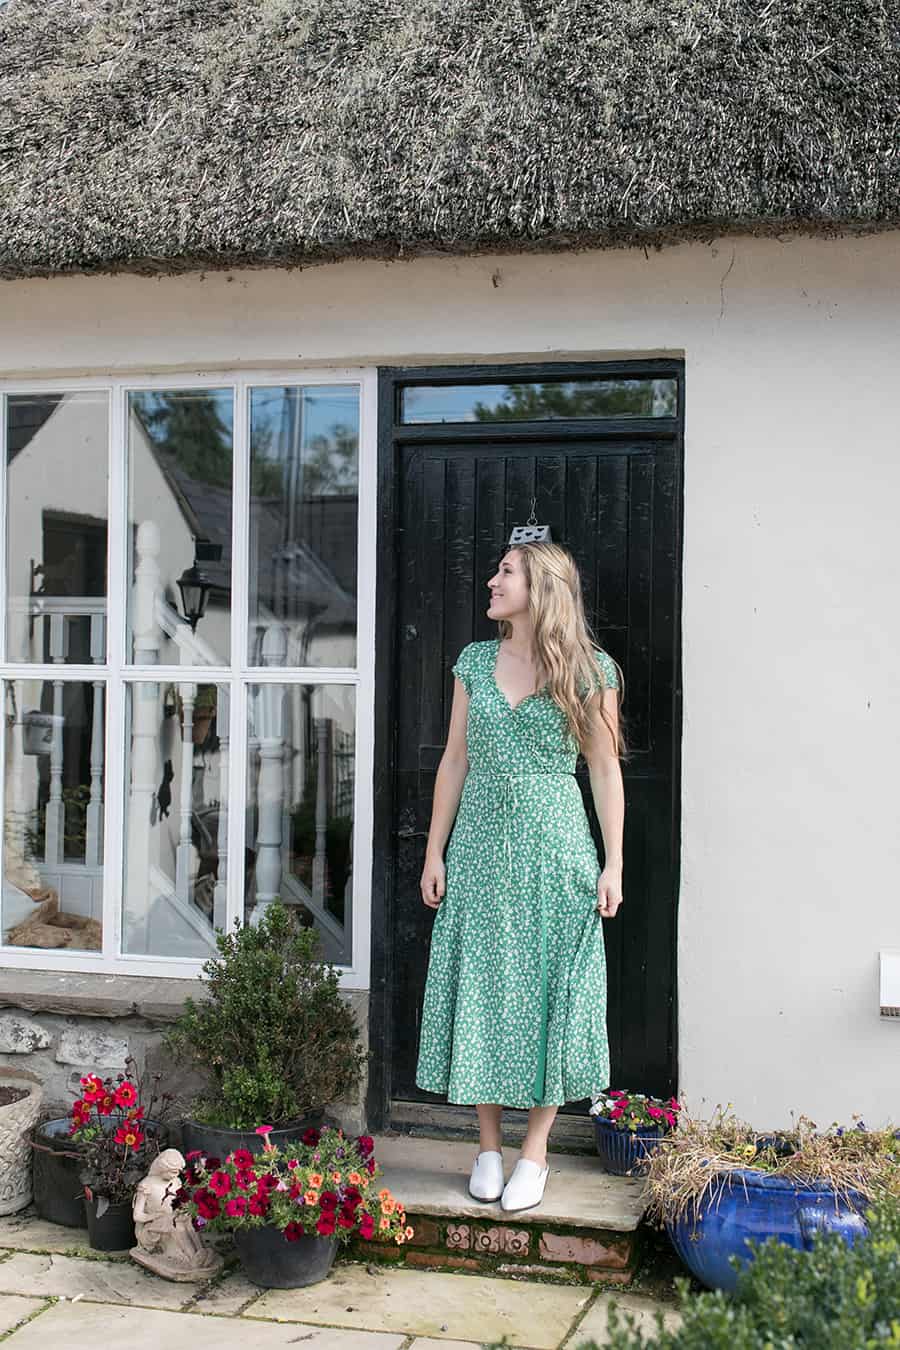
<box><xmin>640</xmin><ymin>1102</ymin><xmax>900</xmax><ymax>1229</ymax></box>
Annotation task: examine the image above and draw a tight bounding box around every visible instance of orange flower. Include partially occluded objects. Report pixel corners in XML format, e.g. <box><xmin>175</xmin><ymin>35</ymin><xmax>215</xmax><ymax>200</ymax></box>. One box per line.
<box><xmin>405</xmin><ymin>1225</ymin><xmax>414</xmax><ymax>1239</ymax></box>
<box><xmin>378</xmin><ymin>1188</ymin><xmax>391</xmax><ymax>1201</ymax></box>
<box><xmin>379</xmin><ymin>1215</ymin><xmax>390</xmax><ymax>1230</ymax></box>
<box><xmin>331</xmin><ymin>1170</ymin><xmax>342</xmax><ymax>1183</ymax></box>
<box><xmin>381</xmin><ymin>1198</ymin><xmax>396</xmax><ymax>1215</ymax></box>
<box><xmin>304</xmin><ymin>1190</ymin><xmax>320</xmax><ymax>1205</ymax></box>
<box><xmin>348</xmin><ymin>1171</ymin><xmax>363</xmax><ymax>1185</ymax></box>
<box><xmin>309</xmin><ymin>1173</ymin><xmax>323</xmax><ymax>1188</ymax></box>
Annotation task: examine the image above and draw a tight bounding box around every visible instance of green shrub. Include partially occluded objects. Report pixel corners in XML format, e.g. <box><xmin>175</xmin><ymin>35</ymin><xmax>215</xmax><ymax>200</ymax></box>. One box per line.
<box><xmin>166</xmin><ymin>902</ymin><xmax>368</xmax><ymax>1129</ymax></box>
<box><xmin>585</xmin><ymin>1194</ymin><xmax>900</xmax><ymax>1350</ymax></box>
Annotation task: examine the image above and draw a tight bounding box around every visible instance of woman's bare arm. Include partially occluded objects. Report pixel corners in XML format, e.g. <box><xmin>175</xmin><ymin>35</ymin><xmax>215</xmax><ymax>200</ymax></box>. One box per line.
<box><xmin>582</xmin><ymin>688</ymin><xmax>625</xmax><ymax>916</ymax></box>
<box><xmin>420</xmin><ymin>677</ymin><xmax>470</xmax><ymax>907</ymax></box>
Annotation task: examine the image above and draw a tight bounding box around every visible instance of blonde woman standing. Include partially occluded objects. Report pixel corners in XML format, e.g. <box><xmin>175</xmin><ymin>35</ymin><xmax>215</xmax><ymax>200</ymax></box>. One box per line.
<box><xmin>415</xmin><ymin>541</ymin><xmax>625</xmax><ymax>1213</ymax></box>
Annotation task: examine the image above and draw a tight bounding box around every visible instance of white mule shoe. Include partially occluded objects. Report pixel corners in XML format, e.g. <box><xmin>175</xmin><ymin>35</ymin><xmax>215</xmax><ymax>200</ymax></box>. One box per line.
<box><xmin>468</xmin><ymin>1150</ymin><xmax>505</xmax><ymax>1202</ymax></box>
<box><xmin>500</xmin><ymin>1157</ymin><xmax>550</xmax><ymax>1212</ymax></box>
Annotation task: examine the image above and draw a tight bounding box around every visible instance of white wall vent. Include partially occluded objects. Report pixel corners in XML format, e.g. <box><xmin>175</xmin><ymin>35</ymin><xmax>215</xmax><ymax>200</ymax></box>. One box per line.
<box><xmin>879</xmin><ymin>950</ymin><xmax>900</xmax><ymax>1018</ymax></box>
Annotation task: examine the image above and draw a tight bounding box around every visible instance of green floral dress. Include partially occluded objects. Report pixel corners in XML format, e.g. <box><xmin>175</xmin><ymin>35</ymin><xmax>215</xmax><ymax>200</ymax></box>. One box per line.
<box><xmin>415</xmin><ymin>637</ymin><xmax>620</xmax><ymax>1110</ymax></box>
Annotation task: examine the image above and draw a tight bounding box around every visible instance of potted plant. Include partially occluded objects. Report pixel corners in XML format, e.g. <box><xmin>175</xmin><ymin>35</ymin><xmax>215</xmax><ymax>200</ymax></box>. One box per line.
<box><xmin>177</xmin><ymin>1124</ymin><xmax>412</xmax><ymax>1288</ymax></box>
<box><xmin>640</xmin><ymin>1104</ymin><xmax>900</xmax><ymax>1294</ymax></box>
<box><xmin>167</xmin><ymin>902</ymin><xmax>368</xmax><ymax>1158</ymax></box>
<box><xmin>590</xmin><ymin>1089</ymin><xmax>681</xmax><ymax>1175</ymax></box>
<box><xmin>0</xmin><ymin>1068</ymin><xmax>42</xmax><ymax>1215</ymax></box>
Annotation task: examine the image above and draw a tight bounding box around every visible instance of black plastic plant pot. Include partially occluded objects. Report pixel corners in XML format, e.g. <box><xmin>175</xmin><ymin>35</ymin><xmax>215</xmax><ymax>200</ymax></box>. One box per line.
<box><xmin>84</xmin><ymin>1195</ymin><xmax>136</xmax><ymax>1252</ymax></box>
<box><xmin>233</xmin><ymin>1224</ymin><xmax>339</xmax><ymax>1288</ymax></box>
<box><xmin>180</xmin><ymin>1111</ymin><xmax>325</xmax><ymax>1162</ymax></box>
<box><xmin>32</xmin><ymin>1116</ymin><xmax>168</xmax><ymax>1229</ymax></box>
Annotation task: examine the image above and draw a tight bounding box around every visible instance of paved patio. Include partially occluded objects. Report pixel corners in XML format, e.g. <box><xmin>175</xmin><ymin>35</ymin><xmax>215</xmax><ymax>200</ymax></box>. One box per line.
<box><xmin>0</xmin><ymin>1213</ymin><xmax>682</xmax><ymax>1349</ymax></box>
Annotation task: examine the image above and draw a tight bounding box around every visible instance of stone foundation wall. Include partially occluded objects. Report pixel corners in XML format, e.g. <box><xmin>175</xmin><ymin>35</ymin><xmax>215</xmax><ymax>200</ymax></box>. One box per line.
<box><xmin>0</xmin><ymin>975</ymin><xmax>370</xmax><ymax>1136</ymax></box>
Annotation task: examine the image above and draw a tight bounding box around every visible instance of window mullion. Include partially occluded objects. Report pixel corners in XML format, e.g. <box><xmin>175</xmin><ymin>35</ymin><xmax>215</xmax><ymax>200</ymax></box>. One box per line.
<box><xmin>103</xmin><ymin>382</ymin><xmax>128</xmax><ymax>960</ymax></box>
<box><xmin>226</xmin><ymin>381</ymin><xmax>250</xmax><ymax>933</ymax></box>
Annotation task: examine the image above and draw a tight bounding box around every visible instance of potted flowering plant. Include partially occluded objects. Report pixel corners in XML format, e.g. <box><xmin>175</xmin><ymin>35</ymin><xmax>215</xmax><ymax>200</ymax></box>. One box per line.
<box><xmin>589</xmin><ymin>1089</ymin><xmax>681</xmax><ymax>1175</ymax></box>
<box><xmin>642</xmin><ymin>1104</ymin><xmax>900</xmax><ymax>1294</ymax></box>
<box><xmin>178</xmin><ymin>1124</ymin><xmax>413</xmax><ymax>1288</ymax></box>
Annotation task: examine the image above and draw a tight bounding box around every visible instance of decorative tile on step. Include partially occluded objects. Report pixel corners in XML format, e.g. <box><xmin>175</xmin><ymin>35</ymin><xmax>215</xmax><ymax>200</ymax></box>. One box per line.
<box><xmin>540</xmin><ymin>1231</ymin><xmax>631</xmax><ymax>1268</ymax></box>
<box><xmin>248</xmin><ymin>1262</ymin><xmax>590</xmax><ymax>1348</ymax></box>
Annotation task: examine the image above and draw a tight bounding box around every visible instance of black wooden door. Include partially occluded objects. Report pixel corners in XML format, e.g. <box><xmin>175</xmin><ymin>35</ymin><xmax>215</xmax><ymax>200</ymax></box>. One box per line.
<box><xmin>370</xmin><ymin>364</ymin><xmax>683</xmax><ymax>1130</ymax></box>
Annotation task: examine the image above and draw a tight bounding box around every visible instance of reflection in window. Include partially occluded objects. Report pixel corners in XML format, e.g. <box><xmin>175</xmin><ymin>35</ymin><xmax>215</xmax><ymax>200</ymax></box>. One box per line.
<box><xmin>122</xmin><ymin>682</ymin><xmax>228</xmax><ymax>958</ymax></box>
<box><xmin>245</xmin><ymin>683</ymin><xmax>354</xmax><ymax>965</ymax></box>
<box><xmin>127</xmin><ymin>390</ymin><xmax>234</xmax><ymax>666</ymax></box>
<box><xmin>249</xmin><ymin>387</ymin><xmax>359</xmax><ymax>668</ymax></box>
<box><xmin>5</xmin><ymin>392</ymin><xmax>109</xmax><ymax>665</ymax></box>
<box><xmin>2</xmin><ymin>679</ymin><xmax>105</xmax><ymax>952</ymax></box>
<box><xmin>401</xmin><ymin>378</ymin><xmax>678</xmax><ymax>424</ymax></box>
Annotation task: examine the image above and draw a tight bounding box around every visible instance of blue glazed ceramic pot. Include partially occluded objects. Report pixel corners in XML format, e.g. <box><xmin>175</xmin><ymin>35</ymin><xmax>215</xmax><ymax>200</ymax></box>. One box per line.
<box><xmin>592</xmin><ymin>1117</ymin><xmax>668</xmax><ymax>1175</ymax></box>
<box><xmin>666</xmin><ymin>1169</ymin><xmax>870</xmax><ymax>1293</ymax></box>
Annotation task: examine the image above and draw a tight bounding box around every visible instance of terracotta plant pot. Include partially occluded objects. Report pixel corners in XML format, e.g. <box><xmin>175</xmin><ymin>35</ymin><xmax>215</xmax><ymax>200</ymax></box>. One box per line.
<box><xmin>0</xmin><ymin>1069</ymin><xmax>42</xmax><ymax>1216</ymax></box>
<box><xmin>233</xmin><ymin>1224</ymin><xmax>338</xmax><ymax>1288</ymax></box>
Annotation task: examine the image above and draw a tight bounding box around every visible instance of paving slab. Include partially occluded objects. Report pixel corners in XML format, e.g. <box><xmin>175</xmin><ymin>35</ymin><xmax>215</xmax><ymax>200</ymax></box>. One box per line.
<box><xmin>4</xmin><ymin>1300</ymin><xmax>406</xmax><ymax>1348</ymax></box>
<box><xmin>0</xmin><ymin>1215</ymin><xmax>97</xmax><ymax>1256</ymax></box>
<box><xmin>570</xmin><ymin>1291</ymin><xmax>682</xmax><ymax>1346</ymax></box>
<box><xmin>373</xmin><ymin>1135</ymin><xmax>646</xmax><ymax>1231</ymax></box>
<box><xmin>188</xmin><ymin>1269</ymin><xmax>264</xmax><ymax>1315</ymax></box>
<box><xmin>249</xmin><ymin>1262</ymin><xmax>590</xmax><ymax>1348</ymax></box>
<box><xmin>0</xmin><ymin>1252</ymin><xmax>196</xmax><ymax>1311</ymax></box>
<box><xmin>410</xmin><ymin>1341</ymin><xmax>486</xmax><ymax>1350</ymax></box>
<box><xmin>0</xmin><ymin>1296</ymin><xmax>47</xmax><ymax>1335</ymax></box>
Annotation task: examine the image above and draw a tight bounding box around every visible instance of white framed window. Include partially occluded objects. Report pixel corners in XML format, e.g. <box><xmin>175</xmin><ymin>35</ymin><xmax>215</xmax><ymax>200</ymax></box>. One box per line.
<box><xmin>0</xmin><ymin>371</ymin><xmax>377</xmax><ymax>988</ymax></box>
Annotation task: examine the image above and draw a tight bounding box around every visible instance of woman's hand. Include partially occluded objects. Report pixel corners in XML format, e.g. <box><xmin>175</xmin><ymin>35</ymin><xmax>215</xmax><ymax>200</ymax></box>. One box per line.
<box><xmin>596</xmin><ymin>865</ymin><xmax>623</xmax><ymax>917</ymax></box>
<box><xmin>421</xmin><ymin>853</ymin><xmax>446</xmax><ymax>909</ymax></box>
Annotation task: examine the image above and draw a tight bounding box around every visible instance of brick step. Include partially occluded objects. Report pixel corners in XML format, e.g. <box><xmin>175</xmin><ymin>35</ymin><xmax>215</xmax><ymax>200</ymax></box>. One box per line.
<box><xmin>359</xmin><ymin>1134</ymin><xmax>648</xmax><ymax>1284</ymax></box>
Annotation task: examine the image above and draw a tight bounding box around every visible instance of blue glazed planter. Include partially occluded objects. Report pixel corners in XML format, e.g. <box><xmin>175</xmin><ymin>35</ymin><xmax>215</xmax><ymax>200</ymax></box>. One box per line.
<box><xmin>592</xmin><ymin>1117</ymin><xmax>668</xmax><ymax>1176</ymax></box>
<box><xmin>666</xmin><ymin>1169</ymin><xmax>870</xmax><ymax>1294</ymax></box>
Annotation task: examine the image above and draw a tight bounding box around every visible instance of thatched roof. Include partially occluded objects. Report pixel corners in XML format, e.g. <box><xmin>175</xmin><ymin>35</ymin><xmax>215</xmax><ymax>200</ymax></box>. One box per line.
<box><xmin>1</xmin><ymin>0</ymin><xmax>898</xmax><ymax>280</ymax></box>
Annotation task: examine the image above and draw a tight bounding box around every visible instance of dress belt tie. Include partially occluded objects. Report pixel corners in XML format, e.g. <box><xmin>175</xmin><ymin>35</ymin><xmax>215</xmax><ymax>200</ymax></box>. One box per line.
<box><xmin>467</xmin><ymin>768</ymin><xmax>576</xmax><ymax>1107</ymax></box>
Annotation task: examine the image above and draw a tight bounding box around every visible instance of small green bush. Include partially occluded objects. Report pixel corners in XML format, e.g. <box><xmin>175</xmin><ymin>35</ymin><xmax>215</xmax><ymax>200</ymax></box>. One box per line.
<box><xmin>166</xmin><ymin>902</ymin><xmax>368</xmax><ymax>1129</ymax></box>
<box><xmin>589</xmin><ymin>1194</ymin><xmax>900</xmax><ymax>1350</ymax></box>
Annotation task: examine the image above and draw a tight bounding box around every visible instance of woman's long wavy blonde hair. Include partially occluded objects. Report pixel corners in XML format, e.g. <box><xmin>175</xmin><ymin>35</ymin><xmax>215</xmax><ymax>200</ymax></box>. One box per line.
<box><xmin>497</xmin><ymin>542</ymin><xmax>627</xmax><ymax>758</ymax></box>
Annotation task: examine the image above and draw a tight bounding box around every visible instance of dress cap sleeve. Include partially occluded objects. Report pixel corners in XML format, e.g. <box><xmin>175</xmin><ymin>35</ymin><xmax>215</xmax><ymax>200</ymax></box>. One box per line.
<box><xmin>452</xmin><ymin>643</ymin><xmax>478</xmax><ymax>695</ymax></box>
<box><xmin>594</xmin><ymin>648</ymin><xmax>620</xmax><ymax>692</ymax></box>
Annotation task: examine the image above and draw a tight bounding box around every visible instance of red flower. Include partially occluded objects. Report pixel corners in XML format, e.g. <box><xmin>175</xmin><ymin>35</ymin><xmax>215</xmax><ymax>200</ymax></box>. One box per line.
<box><xmin>114</xmin><ymin>1125</ymin><xmax>145</xmax><ymax>1149</ymax></box>
<box><xmin>315</xmin><ymin>1214</ymin><xmax>336</xmax><ymax>1236</ymax></box>
<box><xmin>114</xmin><ymin>1082</ymin><xmax>138</xmax><ymax>1109</ymax></box>
<box><xmin>338</xmin><ymin>1212</ymin><xmax>356</xmax><ymax>1229</ymax></box>
<box><xmin>185</xmin><ymin>1150</ymin><xmax>203</xmax><ymax>1162</ymax></box>
<box><xmin>225</xmin><ymin>1196</ymin><xmax>248</xmax><ymax>1218</ymax></box>
<box><xmin>96</xmin><ymin>1091</ymin><xmax>116</xmax><ymax>1117</ymax></box>
<box><xmin>609</xmin><ymin>1106</ymin><xmax>625</xmax><ymax>1121</ymax></box>
<box><xmin>230</xmin><ymin>1149</ymin><xmax>254</xmax><ymax>1169</ymax></box>
<box><xmin>283</xmin><ymin>1221</ymin><xmax>305</xmax><ymax>1242</ymax></box>
<box><xmin>358</xmin><ymin>1214</ymin><xmax>375</xmax><ymax>1240</ymax></box>
<box><xmin>255</xmin><ymin>1125</ymin><xmax>274</xmax><ymax>1136</ymax></box>
<box><xmin>195</xmin><ymin>1189</ymin><xmax>220</xmax><ymax>1221</ymax></box>
<box><xmin>79</xmin><ymin>1075</ymin><xmax>104</xmax><ymax>1103</ymax></box>
<box><xmin>319</xmin><ymin>1190</ymin><xmax>338</xmax><ymax>1211</ymax></box>
<box><xmin>343</xmin><ymin>1187</ymin><xmax>361</xmax><ymax>1206</ymax></box>
<box><xmin>356</xmin><ymin>1135</ymin><xmax>374</xmax><ymax>1158</ymax></box>
<box><xmin>289</xmin><ymin>1182</ymin><xmax>303</xmax><ymax>1201</ymax></box>
<box><xmin>365</xmin><ymin>1158</ymin><xmax>376</xmax><ymax>1176</ymax></box>
<box><xmin>127</xmin><ymin>1106</ymin><xmax>145</xmax><ymax>1123</ymax></box>
<box><xmin>204</xmin><ymin>1156</ymin><xmax>222</xmax><ymax>1170</ymax></box>
<box><xmin>608</xmin><ymin>1090</ymin><xmax>627</xmax><ymax>1099</ymax></box>
<box><xmin>208</xmin><ymin>1170</ymin><xmax>232</xmax><ymax>1198</ymax></box>
<box><xmin>286</xmin><ymin>1159</ymin><xmax>299</xmax><ymax>1170</ymax></box>
<box><xmin>248</xmin><ymin>1194</ymin><xmax>269</xmax><ymax>1218</ymax></box>
<box><xmin>234</xmin><ymin>1169</ymin><xmax>256</xmax><ymax>1191</ymax></box>
<box><xmin>258</xmin><ymin>1172</ymin><xmax>279</xmax><ymax>1191</ymax></box>
<box><xmin>302</xmin><ymin>1127</ymin><xmax>321</xmax><ymax>1147</ymax></box>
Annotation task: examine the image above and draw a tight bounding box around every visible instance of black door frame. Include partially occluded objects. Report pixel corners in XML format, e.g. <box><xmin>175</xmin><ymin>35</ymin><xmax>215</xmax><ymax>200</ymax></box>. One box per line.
<box><xmin>368</xmin><ymin>359</ymin><xmax>685</xmax><ymax>1132</ymax></box>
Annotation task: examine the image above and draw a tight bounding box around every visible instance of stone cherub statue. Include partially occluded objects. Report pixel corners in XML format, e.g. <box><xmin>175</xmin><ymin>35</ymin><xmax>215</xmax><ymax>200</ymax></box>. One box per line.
<box><xmin>130</xmin><ymin>1148</ymin><xmax>223</xmax><ymax>1282</ymax></box>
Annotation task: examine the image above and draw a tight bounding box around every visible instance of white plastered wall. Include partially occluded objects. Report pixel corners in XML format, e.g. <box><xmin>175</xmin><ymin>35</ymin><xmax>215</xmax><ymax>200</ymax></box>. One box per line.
<box><xmin>2</xmin><ymin>231</ymin><xmax>899</xmax><ymax>1129</ymax></box>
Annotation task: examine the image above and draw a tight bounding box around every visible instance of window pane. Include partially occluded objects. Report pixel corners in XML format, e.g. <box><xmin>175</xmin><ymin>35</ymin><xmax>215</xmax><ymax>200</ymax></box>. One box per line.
<box><xmin>401</xmin><ymin>378</ymin><xmax>678</xmax><ymax>424</ymax></box>
<box><xmin>127</xmin><ymin>390</ymin><xmax>233</xmax><ymax>666</ymax></box>
<box><xmin>248</xmin><ymin>386</ymin><xmax>358</xmax><ymax>668</ymax></box>
<box><xmin>3</xmin><ymin>678</ymin><xmax>105</xmax><ymax>951</ymax></box>
<box><xmin>122</xmin><ymin>681</ymin><xmax>228</xmax><ymax>958</ymax></box>
<box><xmin>6</xmin><ymin>392</ymin><xmax>109</xmax><ymax>664</ymax></box>
<box><xmin>245</xmin><ymin>682</ymin><xmax>354</xmax><ymax>965</ymax></box>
